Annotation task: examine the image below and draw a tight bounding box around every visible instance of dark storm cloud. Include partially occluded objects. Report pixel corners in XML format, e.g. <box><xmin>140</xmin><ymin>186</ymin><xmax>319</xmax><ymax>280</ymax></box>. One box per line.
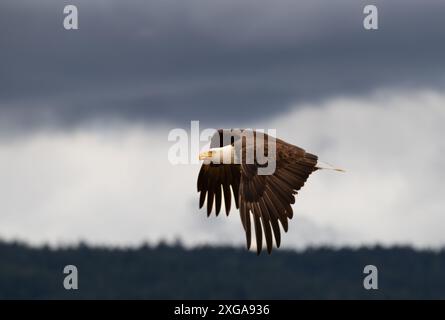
<box><xmin>1</xmin><ymin>0</ymin><xmax>445</xmax><ymax>128</ymax></box>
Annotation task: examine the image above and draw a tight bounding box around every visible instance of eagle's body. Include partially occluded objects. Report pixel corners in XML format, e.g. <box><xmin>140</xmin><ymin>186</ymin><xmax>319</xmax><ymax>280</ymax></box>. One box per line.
<box><xmin>197</xmin><ymin>129</ymin><xmax>340</xmax><ymax>254</ymax></box>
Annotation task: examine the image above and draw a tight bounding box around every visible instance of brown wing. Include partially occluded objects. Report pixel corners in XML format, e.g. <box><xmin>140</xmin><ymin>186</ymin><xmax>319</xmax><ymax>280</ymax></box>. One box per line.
<box><xmin>197</xmin><ymin>163</ymin><xmax>240</xmax><ymax>216</ymax></box>
<box><xmin>239</xmin><ymin>141</ymin><xmax>318</xmax><ymax>254</ymax></box>
<box><xmin>197</xmin><ymin>129</ymin><xmax>241</xmax><ymax>216</ymax></box>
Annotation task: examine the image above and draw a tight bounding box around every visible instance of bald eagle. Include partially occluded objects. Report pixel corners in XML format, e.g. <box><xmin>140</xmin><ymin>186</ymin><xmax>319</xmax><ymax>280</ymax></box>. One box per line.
<box><xmin>197</xmin><ymin>129</ymin><xmax>343</xmax><ymax>255</ymax></box>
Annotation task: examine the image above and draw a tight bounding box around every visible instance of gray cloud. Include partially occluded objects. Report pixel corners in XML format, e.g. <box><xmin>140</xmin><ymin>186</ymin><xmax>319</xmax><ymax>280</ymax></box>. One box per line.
<box><xmin>1</xmin><ymin>0</ymin><xmax>445</xmax><ymax>129</ymax></box>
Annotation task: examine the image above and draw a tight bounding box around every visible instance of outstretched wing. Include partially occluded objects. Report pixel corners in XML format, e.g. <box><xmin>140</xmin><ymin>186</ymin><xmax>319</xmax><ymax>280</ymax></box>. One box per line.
<box><xmin>197</xmin><ymin>130</ymin><xmax>241</xmax><ymax>216</ymax></box>
<box><xmin>197</xmin><ymin>164</ymin><xmax>240</xmax><ymax>216</ymax></box>
<box><xmin>238</xmin><ymin>139</ymin><xmax>318</xmax><ymax>254</ymax></box>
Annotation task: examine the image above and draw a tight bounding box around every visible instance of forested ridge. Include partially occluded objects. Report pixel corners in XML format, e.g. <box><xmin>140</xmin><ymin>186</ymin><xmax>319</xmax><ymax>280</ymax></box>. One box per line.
<box><xmin>1</xmin><ymin>241</ymin><xmax>444</xmax><ymax>299</ymax></box>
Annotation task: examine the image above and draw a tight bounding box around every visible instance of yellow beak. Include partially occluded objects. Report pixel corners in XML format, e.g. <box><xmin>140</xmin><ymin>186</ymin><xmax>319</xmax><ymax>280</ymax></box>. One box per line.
<box><xmin>199</xmin><ymin>150</ymin><xmax>213</xmax><ymax>160</ymax></box>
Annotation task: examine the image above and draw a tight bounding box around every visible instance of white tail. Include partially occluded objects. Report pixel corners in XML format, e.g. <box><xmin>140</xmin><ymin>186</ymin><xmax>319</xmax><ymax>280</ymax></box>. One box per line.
<box><xmin>316</xmin><ymin>160</ymin><xmax>345</xmax><ymax>172</ymax></box>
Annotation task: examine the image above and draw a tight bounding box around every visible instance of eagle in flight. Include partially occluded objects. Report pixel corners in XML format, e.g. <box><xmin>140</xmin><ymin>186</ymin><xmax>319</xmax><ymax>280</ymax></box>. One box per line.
<box><xmin>197</xmin><ymin>129</ymin><xmax>343</xmax><ymax>255</ymax></box>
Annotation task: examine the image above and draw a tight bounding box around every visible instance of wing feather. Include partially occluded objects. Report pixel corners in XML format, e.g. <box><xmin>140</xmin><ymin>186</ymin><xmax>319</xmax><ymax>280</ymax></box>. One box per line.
<box><xmin>238</xmin><ymin>135</ymin><xmax>318</xmax><ymax>254</ymax></box>
<box><xmin>253</xmin><ymin>212</ymin><xmax>263</xmax><ymax>255</ymax></box>
<box><xmin>198</xmin><ymin>164</ymin><xmax>241</xmax><ymax>217</ymax></box>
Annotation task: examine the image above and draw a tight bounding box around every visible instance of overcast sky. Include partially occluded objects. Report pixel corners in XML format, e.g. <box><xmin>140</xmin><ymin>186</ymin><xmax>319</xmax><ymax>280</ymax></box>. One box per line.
<box><xmin>1</xmin><ymin>0</ymin><xmax>445</xmax><ymax>250</ymax></box>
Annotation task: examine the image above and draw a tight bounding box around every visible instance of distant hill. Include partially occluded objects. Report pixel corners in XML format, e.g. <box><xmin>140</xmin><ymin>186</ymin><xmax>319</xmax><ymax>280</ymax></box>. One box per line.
<box><xmin>0</xmin><ymin>241</ymin><xmax>444</xmax><ymax>299</ymax></box>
